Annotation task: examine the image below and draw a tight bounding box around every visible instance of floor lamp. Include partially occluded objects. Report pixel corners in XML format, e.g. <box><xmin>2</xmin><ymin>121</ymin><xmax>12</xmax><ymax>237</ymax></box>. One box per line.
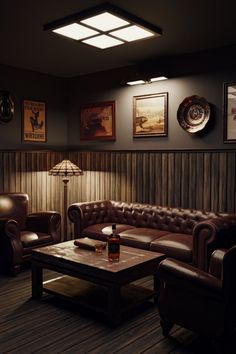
<box><xmin>49</xmin><ymin>159</ymin><xmax>83</xmax><ymax>241</ymax></box>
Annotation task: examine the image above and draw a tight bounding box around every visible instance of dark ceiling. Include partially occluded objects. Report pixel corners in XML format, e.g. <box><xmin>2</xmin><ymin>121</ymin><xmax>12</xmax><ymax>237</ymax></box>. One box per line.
<box><xmin>1</xmin><ymin>0</ymin><xmax>236</xmax><ymax>78</ymax></box>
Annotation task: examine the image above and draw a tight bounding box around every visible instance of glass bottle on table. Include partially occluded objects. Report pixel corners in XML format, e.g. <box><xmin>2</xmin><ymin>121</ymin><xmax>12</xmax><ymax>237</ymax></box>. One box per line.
<box><xmin>108</xmin><ymin>224</ymin><xmax>120</xmax><ymax>262</ymax></box>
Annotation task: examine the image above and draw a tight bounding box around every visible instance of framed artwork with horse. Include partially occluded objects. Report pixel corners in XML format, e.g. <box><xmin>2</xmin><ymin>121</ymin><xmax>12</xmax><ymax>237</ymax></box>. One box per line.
<box><xmin>22</xmin><ymin>100</ymin><xmax>46</xmax><ymax>142</ymax></box>
<box><xmin>133</xmin><ymin>92</ymin><xmax>168</xmax><ymax>138</ymax></box>
<box><xmin>80</xmin><ymin>100</ymin><xmax>116</xmax><ymax>141</ymax></box>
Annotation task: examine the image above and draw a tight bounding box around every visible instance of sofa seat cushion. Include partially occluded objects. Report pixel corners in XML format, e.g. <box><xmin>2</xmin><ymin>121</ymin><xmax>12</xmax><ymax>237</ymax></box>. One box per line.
<box><xmin>82</xmin><ymin>223</ymin><xmax>136</xmax><ymax>242</ymax></box>
<box><xmin>119</xmin><ymin>228</ymin><xmax>170</xmax><ymax>250</ymax></box>
<box><xmin>150</xmin><ymin>233</ymin><xmax>192</xmax><ymax>262</ymax></box>
<box><xmin>21</xmin><ymin>231</ymin><xmax>52</xmax><ymax>248</ymax></box>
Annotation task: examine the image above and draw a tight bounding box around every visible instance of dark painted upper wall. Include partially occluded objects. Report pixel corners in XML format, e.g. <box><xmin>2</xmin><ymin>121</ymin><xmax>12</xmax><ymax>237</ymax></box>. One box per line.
<box><xmin>0</xmin><ymin>65</ymin><xmax>68</xmax><ymax>150</ymax></box>
<box><xmin>1</xmin><ymin>46</ymin><xmax>236</xmax><ymax>151</ymax></box>
<box><xmin>68</xmin><ymin>48</ymin><xmax>236</xmax><ymax>151</ymax></box>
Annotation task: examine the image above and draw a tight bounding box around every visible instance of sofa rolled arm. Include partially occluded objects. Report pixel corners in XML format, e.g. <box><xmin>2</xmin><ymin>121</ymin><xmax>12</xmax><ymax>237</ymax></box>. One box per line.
<box><xmin>26</xmin><ymin>211</ymin><xmax>61</xmax><ymax>243</ymax></box>
<box><xmin>157</xmin><ymin>258</ymin><xmax>222</xmax><ymax>299</ymax></box>
<box><xmin>68</xmin><ymin>203</ymin><xmax>84</xmax><ymax>236</ymax></box>
<box><xmin>192</xmin><ymin>216</ymin><xmax>236</xmax><ymax>271</ymax></box>
<box><xmin>68</xmin><ymin>200</ymin><xmax>112</xmax><ymax>237</ymax></box>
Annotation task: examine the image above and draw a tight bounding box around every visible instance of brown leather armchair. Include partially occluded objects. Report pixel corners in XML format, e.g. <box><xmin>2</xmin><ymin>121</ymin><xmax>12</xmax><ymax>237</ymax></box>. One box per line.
<box><xmin>0</xmin><ymin>193</ymin><xmax>61</xmax><ymax>275</ymax></box>
<box><xmin>156</xmin><ymin>246</ymin><xmax>236</xmax><ymax>343</ymax></box>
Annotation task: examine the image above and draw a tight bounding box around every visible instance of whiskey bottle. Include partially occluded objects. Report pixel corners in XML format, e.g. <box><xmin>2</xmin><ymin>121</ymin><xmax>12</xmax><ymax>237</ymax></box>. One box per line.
<box><xmin>108</xmin><ymin>224</ymin><xmax>120</xmax><ymax>262</ymax></box>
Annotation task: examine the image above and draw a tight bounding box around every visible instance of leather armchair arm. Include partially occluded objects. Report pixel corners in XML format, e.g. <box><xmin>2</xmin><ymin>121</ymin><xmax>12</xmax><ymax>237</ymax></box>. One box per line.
<box><xmin>4</xmin><ymin>219</ymin><xmax>21</xmax><ymax>240</ymax></box>
<box><xmin>4</xmin><ymin>219</ymin><xmax>24</xmax><ymax>265</ymax></box>
<box><xmin>0</xmin><ymin>218</ymin><xmax>8</xmax><ymax>233</ymax></box>
<box><xmin>208</xmin><ymin>246</ymin><xmax>236</xmax><ymax>302</ymax></box>
<box><xmin>157</xmin><ymin>258</ymin><xmax>222</xmax><ymax>300</ymax></box>
<box><xmin>192</xmin><ymin>216</ymin><xmax>236</xmax><ymax>271</ymax></box>
<box><xmin>26</xmin><ymin>211</ymin><xmax>61</xmax><ymax>243</ymax></box>
<box><xmin>222</xmin><ymin>246</ymin><xmax>236</xmax><ymax>301</ymax></box>
<box><xmin>209</xmin><ymin>248</ymin><xmax>227</xmax><ymax>279</ymax></box>
<box><xmin>68</xmin><ymin>200</ymin><xmax>112</xmax><ymax>237</ymax></box>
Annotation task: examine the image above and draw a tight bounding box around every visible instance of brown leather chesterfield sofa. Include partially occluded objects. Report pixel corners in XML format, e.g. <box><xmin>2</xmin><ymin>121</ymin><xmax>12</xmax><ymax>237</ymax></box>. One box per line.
<box><xmin>68</xmin><ymin>200</ymin><xmax>236</xmax><ymax>270</ymax></box>
<box><xmin>0</xmin><ymin>193</ymin><xmax>61</xmax><ymax>275</ymax></box>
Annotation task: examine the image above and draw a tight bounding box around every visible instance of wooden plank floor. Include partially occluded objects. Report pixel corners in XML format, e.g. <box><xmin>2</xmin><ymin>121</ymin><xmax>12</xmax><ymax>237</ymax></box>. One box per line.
<box><xmin>0</xmin><ymin>268</ymin><xmax>227</xmax><ymax>354</ymax></box>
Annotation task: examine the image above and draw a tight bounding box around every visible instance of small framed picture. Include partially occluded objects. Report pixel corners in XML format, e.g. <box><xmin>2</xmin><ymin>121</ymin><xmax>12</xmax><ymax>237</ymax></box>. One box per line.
<box><xmin>22</xmin><ymin>100</ymin><xmax>46</xmax><ymax>142</ymax></box>
<box><xmin>223</xmin><ymin>82</ymin><xmax>236</xmax><ymax>143</ymax></box>
<box><xmin>80</xmin><ymin>101</ymin><xmax>116</xmax><ymax>141</ymax></box>
<box><xmin>133</xmin><ymin>92</ymin><xmax>168</xmax><ymax>137</ymax></box>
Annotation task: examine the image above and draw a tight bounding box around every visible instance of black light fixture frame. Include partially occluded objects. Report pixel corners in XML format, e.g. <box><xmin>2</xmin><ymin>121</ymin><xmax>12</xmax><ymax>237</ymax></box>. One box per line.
<box><xmin>43</xmin><ymin>2</ymin><xmax>162</xmax><ymax>37</ymax></box>
<box><xmin>121</xmin><ymin>70</ymin><xmax>168</xmax><ymax>86</ymax></box>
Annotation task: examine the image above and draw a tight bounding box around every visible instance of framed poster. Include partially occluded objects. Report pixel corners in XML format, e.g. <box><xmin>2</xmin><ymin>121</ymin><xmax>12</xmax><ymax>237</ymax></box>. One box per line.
<box><xmin>133</xmin><ymin>92</ymin><xmax>168</xmax><ymax>137</ymax></box>
<box><xmin>80</xmin><ymin>101</ymin><xmax>115</xmax><ymax>141</ymax></box>
<box><xmin>22</xmin><ymin>100</ymin><xmax>46</xmax><ymax>142</ymax></box>
<box><xmin>224</xmin><ymin>82</ymin><xmax>236</xmax><ymax>143</ymax></box>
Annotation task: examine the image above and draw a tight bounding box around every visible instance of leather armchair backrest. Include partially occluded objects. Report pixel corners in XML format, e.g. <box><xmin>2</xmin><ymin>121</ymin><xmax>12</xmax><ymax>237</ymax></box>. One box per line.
<box><xmin>0</xmin><ymin>193</ymin><xmax>28</xmax><ymax>230</ymax></box>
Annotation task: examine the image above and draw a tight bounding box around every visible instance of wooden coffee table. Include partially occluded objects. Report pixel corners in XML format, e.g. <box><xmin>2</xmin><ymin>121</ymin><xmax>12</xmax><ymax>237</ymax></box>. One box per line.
<box><xmin>31</xmin><ymin>241</ymin><xmax>165</xmax><ymax>326</ymax></box>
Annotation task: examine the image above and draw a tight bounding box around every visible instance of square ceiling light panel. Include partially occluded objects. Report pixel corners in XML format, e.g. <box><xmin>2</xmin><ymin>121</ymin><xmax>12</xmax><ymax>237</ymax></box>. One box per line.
<box><xmin>81</xmin><ymin>12</ymin><xmax>130</xmax><ymax>31</ymax></box>
<box><xmin>82</xmin><ymin>34</ymin><xmax>124</xmax><ymax>49</ymax></box>
<box><xmin>53</xmin><ymin>23</ymin><xmax>99</xmax><ymax>40</ymax></box>
<box><xmin>44</xmin><ymin>3</ymin><xmax>162</xmax><ymax>49</ymax></box>
<box><xmin>110</xmin><ymin>25</ymin><xmax>154</xmax><ymax>42</ymax></box>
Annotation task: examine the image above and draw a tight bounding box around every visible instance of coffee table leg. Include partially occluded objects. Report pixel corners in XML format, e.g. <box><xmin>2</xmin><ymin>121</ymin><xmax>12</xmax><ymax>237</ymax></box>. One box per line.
<box><xmin>32</xmin><ymin>262</ymin><xmax>43</xmax><ymax>299</ymax></box>
<box><xmin>108</xmin><ymin>284</ymin><xmax>121</xmax><ymax>326</ymax></box>
<box><xmin>153</xmin><ymin>275</ymin><xmax>160</xmax><ymax>304</ymax></box>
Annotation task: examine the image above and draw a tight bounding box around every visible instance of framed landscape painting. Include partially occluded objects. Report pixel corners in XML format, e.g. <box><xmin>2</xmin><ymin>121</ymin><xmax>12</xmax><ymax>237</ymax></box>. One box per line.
<box><xmin>224</xmin><ymin>82</ymin><xmax>236</xmax><ymax>143</ymax></box>
<box><xmin>22</xmin><ymin>100</ymin><xmax>46</xmax><ymax>142</ymax></box>
<box><xmin>133</xmin><ymin>92</ymin><xmax>168</xmax><ymax>137</ymax></box>
<box><xmin>80</xmin><ymin>100</ymin><xmax>116</xmax><ymax>141</ymax></box>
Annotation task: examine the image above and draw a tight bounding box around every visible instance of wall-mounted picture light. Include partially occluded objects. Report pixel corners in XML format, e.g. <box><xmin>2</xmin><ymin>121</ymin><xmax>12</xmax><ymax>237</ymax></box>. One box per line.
<box><xmin>126</xmin><ymin>76</ymin><xmax>168</xmax><ymax>86</ymax></box>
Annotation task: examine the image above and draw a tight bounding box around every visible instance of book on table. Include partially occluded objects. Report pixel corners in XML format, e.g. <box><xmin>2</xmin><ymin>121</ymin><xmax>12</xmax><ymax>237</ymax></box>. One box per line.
<box><xmin>74</xmin><ymin>237</ymin><xmax>106</xmax><ymax>251</ymax></box>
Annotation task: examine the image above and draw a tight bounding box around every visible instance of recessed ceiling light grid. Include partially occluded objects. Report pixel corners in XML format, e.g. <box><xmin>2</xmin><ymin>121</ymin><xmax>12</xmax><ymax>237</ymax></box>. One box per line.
<box><xmin>44</xmin><ymin>3</ymin><xmax>162</xmax><ymax>49</ymax></box>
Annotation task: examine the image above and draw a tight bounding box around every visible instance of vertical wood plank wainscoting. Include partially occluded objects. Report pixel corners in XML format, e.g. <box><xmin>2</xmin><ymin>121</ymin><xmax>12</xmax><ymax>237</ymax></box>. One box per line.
<box><xmin>0</xmin><ymin>150</ymin><xmax>235</xmax><ymax>238</ymax></box>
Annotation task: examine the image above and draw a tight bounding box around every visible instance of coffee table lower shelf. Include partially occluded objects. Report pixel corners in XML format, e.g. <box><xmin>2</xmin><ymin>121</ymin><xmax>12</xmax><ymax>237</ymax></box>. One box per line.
<box><xmin>43</xmin><ymin>275</ymin><xmax>156</xmax><ymax>321</ymax></box>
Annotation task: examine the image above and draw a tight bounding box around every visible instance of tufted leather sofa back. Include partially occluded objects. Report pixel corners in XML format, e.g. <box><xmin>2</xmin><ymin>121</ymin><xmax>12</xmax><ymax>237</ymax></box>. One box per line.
<box><xmin>68</xmin><ymin>200</ymin><xmax>225</xmax><ymax>236</ymax></box>
<box><xmin>110</xmin><ymin>201</ymin><xmax>224</xmax><ymax>235</ymax></box>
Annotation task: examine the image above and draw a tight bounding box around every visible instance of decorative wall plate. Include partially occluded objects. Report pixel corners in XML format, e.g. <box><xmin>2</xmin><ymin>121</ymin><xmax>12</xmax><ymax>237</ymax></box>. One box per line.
<box><xmin>177</xmin><ymin>95</ymin><xmax>210</xmax><ymax>133</ymax></box>
<box><xmin>0</xmin><ymin>91</ymin><xmax>14</xmax><ymax>123</ymax></box>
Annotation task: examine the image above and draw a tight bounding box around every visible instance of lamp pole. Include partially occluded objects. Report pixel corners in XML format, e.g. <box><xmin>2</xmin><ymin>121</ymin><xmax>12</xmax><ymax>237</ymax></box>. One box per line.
<box><xmin>62</xmin><ymin>176</ymin><xmax>69</xmax><ymax>241</ymax></box>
